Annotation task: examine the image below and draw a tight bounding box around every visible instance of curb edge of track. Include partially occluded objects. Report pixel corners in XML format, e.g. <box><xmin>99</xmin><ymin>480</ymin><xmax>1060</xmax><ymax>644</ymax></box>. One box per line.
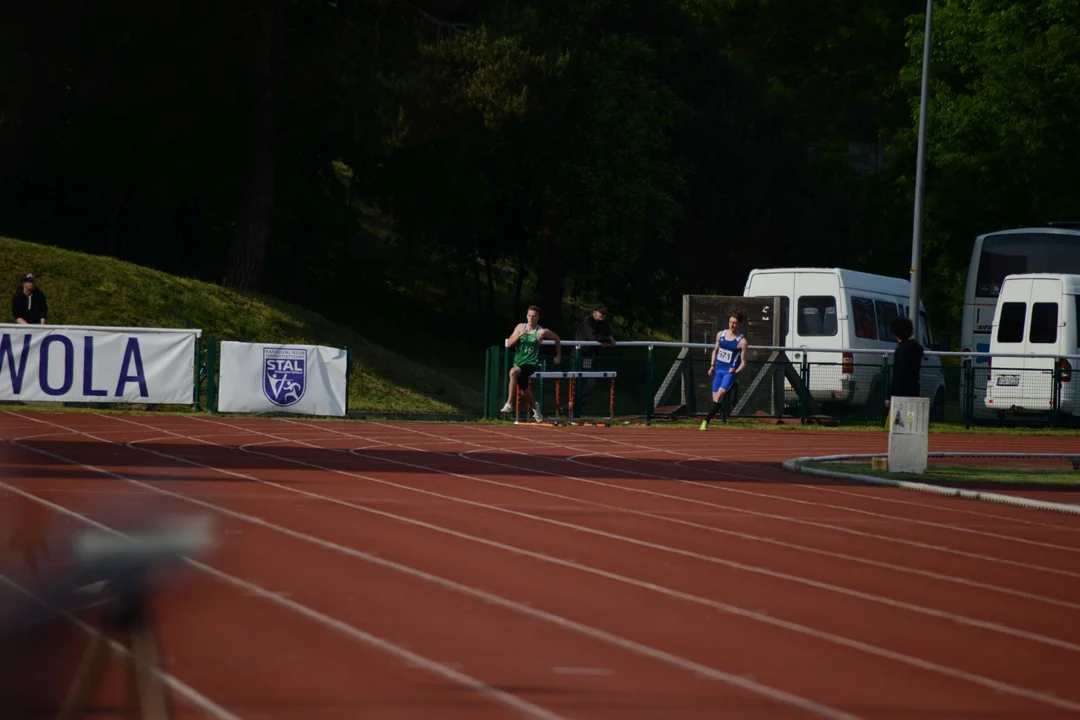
<box><xmin>782</xmin><ymin>453</ymin><xmax>1080</xmax><ymax>516</ymax></box>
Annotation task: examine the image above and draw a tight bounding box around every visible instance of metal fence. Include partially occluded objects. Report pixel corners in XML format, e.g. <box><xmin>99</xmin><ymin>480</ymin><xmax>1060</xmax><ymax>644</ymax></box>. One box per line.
<box><xmin>482</xmin><ymin>340</ymin><xmax>1080</xmax><ymax>428</ymax></box>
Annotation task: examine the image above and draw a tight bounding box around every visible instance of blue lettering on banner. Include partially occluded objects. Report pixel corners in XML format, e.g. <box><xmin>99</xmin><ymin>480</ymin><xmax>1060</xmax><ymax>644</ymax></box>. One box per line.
<box><xmin>40</xmin><ymin>335</ymin><xmax>74</xmax><ymax>396</ymax></box>
<box><xmin>0</xmin><ymin>334</ymin><xmax>31</xmax><ymax>394</ymax></box>
<box><xmin>263</xmin><ymin>347</ymin><xmax>307</xmax><ymax>407</ymax></box>
<box><xmin>115</xmin><ymin>338</ymin><xmax>148</xmax><ymax>397</ymax></box>
<box><xmin>82</xmin><ymin>336</ymin><xmax>107</xmax><ymax>397</ymax></box>
<box><xmin>0</xmin><ymin>332</ymin><xmax>152</xmax><ymax>399</ymax></box>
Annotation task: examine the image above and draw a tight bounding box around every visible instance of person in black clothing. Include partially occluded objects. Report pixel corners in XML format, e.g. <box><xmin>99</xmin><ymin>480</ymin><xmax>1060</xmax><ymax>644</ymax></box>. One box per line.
<box><xmin>11</xmin><ymin>274</ymin><xmax>48</xmax><ymax>325</ymax></box>
<box><xmin>886</xmin><ymin>316</ymin><xmax>923</xmax><ymax>408</ymax></box>
<box><xmin>570</xmin><ymin>304</ymin><xmax>616</xmax><ymax>414</ymax></box>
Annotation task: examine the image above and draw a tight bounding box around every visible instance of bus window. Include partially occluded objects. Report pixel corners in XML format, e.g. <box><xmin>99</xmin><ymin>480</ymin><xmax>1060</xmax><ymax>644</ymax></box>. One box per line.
<box><xmin>976</xmin><ymin>233</ymin><xmax>1080</xmax><ymax>297</ymax></box>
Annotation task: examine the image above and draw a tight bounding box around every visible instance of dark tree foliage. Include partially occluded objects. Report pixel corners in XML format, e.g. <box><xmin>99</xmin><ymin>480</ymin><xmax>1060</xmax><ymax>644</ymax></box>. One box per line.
<box><xmin>1</xmin><ymin>0</ymin><xmax>1077</xmax><ymax>341</ymax></box>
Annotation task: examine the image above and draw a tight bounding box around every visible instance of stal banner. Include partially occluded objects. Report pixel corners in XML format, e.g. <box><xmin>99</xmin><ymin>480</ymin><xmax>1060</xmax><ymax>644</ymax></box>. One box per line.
<box><xmin>0</xmin><ymin>325</ymin><xmax>200</xmax><ymax>404</ymax></box>
<box><xmin>217</xmin><ymin>341</ymin><xmax>348</xmax><ymax>416</ymax></box>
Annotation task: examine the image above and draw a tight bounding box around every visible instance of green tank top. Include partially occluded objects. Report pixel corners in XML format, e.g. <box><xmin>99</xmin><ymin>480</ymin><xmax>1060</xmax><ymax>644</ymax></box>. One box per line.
<box><xmin>514</xmin><ymin>324</ymin><xmax>542</xmax><ymax>366</ymax></box>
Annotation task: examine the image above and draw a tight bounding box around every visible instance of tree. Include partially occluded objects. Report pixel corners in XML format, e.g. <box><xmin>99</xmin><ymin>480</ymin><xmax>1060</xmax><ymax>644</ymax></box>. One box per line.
<box><xmin>886</xmin><ymin>0</ymin><xmax>1080</xmax><ymax>319</ymax></box>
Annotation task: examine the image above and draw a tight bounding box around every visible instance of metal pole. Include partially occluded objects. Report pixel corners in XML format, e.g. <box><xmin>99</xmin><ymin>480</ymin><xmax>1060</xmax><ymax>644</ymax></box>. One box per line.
<box><xmin>909</xmin><ymin>0</ymin><xmax>934</xmax><ymax>338</ymax></box>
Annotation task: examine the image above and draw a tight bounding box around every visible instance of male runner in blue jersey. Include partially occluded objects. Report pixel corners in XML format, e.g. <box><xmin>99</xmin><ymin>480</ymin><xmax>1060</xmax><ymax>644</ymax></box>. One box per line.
<box><xmin>700</xmin><ymin>311</ymin><xmax>749</xmax><ymax>430</ymax></box>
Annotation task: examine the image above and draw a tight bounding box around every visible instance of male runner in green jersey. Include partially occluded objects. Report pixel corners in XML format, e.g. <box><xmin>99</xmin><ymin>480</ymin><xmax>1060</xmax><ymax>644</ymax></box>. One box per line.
<box><xmin>500</xmin><ymin>305</ymin><xmax>562</xmax><ymax>422</ymax></box>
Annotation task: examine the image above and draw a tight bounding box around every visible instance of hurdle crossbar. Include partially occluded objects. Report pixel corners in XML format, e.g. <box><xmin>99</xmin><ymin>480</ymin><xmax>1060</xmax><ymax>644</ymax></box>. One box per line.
<box><xmin>513</xmin><ymin>370</ymin><xmax>618</xmax><ymax>424</ymax></box>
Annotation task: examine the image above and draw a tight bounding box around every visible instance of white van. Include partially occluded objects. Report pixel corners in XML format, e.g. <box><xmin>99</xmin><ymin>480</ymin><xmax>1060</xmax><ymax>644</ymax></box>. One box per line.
<box><xmin>983</xmin><ymin>273</ymin><xmax>1080</xmax><ymax>417</ymax></box>
<box><xmin>744</xmin><ymin>267</ymin><xmax>947</xmax><ymax>419</ymax></box>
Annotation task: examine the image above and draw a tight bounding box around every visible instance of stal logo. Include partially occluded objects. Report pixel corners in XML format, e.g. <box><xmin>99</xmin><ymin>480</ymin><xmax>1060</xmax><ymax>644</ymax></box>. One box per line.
<box><xmin>263</xmin><ymin>347</ymin><xmax>307</xmax><ymax>407</ymax></box>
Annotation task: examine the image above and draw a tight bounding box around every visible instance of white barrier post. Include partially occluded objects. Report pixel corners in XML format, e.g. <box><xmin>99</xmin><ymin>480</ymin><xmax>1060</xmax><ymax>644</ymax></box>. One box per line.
<box><xmin>887</xmin><ymin>396</ymin><xmax>929</xmax><ymax>473</ymax></box>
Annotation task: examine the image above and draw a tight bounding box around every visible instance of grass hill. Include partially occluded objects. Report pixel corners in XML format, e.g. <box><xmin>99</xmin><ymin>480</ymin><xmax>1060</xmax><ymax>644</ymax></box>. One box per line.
<box><xmin>0</xmin><ymin>236</ymin><xmax>482</xmax><ymax>415</ymax></box>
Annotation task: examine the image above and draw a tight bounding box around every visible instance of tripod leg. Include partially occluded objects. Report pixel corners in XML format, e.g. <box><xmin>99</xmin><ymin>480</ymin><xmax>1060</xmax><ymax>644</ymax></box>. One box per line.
<box><xmin>56</xmin><ymin>631</ymin><xmax>108</xmax><ymax>720</ymax></box>
<box><xmin>122</xmin><ymin>633</ymin><xmax>140</xmax><ymax>720</ymax></box>
<box><xmin>130</xmin><ymin>625</ymin><xmax>170</xmax><ymax>720</ymax></box>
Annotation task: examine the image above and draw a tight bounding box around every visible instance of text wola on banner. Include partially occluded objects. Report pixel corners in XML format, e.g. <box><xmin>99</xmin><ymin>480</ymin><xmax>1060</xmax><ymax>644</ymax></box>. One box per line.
<box><xmin>0</xmin><ymin>325</ymin><xmax>199</xmax><ymax>404</ymax></box>
<box><xmin>217</xmin><ymin>341</ymin><xmax>347</xmax><ymax>417</ymax></box>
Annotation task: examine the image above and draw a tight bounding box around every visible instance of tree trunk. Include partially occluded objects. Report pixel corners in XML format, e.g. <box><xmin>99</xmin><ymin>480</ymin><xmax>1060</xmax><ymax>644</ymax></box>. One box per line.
<box><xmin>223</xmin><ymin>0</ymin><xmax>284</xmax><ymax>291</ymax></box>
<box><xmin>512</xmin><ymin>242</ymin><xmax>526</xmax><ymax>321</ymax></box>
<box><xmin>535</xmin><ymin>235</ymin><xmax>565</xmax><ymax>334</ymax></box>
<box><xmin>472</xmin><ymin>249</ymin><xmax>484</xmax><ymax>316</ymax></box>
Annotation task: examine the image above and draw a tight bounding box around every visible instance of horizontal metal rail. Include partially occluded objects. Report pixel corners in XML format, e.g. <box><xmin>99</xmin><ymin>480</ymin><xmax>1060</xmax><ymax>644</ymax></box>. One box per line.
<box><xmin>513</xmin><ymin>338</ymin><xmax>1080</xmax><ymax>361</ymax></box>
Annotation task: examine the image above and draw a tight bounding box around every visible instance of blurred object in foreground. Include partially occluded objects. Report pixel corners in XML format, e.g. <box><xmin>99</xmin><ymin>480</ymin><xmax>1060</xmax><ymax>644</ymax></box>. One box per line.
<box><xmin>5</xmin><ymin>491</ymin><xmax>55</xmax><ymax>578</ymax></box>
<box><xmin>0</xmin><ymin>513</ymin><xmax>217</xmax><ymax>719</ymax></box>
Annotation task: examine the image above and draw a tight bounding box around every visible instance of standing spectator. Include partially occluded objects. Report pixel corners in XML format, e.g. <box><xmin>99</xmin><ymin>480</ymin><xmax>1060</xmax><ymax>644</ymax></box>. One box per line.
<box><xmin>571</xmin><ymin>304</ymin><xmax>616</xmax><ymax>414</ymax></box>
<box><xmin>886</xmin><ymin>316</ymin><xmax>923</xmax><ymax>408</ymax></box>
<box><xmin>11</xmin><ymin>274</ymin><xmax>48</xmax><ymax>325</ymax></box>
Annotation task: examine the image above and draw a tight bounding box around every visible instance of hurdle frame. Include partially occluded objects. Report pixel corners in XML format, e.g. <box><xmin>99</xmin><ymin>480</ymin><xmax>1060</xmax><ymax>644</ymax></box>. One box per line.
<box><xmin>512</xmin><ymin>370</ymin><xmax>618</xmax><ymax>425</ymax></box>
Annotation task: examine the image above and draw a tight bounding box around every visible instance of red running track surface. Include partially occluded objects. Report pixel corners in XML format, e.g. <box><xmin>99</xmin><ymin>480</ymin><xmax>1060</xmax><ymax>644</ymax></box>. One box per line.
<box><xmin>1</xmin><ymin>410</ymin><xmax>1079</xmax><ymax>719</ymax></box>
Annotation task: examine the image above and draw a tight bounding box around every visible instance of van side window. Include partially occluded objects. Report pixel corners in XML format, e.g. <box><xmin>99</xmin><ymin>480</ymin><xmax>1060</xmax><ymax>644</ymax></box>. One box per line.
<box><xmin>919</xmin><ymin>310</ymin><xmax>934</xmax><ymax>347</ymax></box>
<box><xmin>797</xmin><ymin>296</ymin><xmax>837</xmax><ymax>336</ymax></box>
<box><xmin>997</xmin><ymin>302</ymin><xmax>1027</xmax><ymax>343</ymax></box>
<box><xmin>876</xmin><ymin>301</ymin><xmax>899</xmax><ymax>340</ymax></box>
<box><xmin>778</xmin><ymin>296</ymin><xmax>790</xmax><ymax>345</ymax></box>
<box><xmin>1029</xmin><ymin>302</ymin><xmax>1058</xmax><ymax>344</ymax></box>
<box><xmin>1076</xmin><ymin>296</ymin><xmax>1080</xmax><ymax>348</ymax></box>
<box><xmin>851</xmin><ymin>297</ymin><xmax>877</xmax><ymax>339</ymax></box>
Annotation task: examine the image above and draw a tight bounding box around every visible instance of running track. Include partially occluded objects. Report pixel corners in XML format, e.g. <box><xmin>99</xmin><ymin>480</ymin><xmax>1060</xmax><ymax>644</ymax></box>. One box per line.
<box><xmin>2</xmin><ymin>410</ymin><xmax>1080</xmax><ymax>719</ymax></box>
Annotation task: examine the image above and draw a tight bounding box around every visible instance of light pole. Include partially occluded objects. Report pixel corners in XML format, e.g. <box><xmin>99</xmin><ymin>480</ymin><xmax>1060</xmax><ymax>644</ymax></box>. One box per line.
<box><xmin>909</xmin><ymin>0</ymin><xmax>934</xmax><ymax>338</ymax></box>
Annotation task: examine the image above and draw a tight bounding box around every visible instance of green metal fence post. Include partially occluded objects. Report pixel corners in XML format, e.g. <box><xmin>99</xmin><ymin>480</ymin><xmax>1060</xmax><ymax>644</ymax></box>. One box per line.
<box><xmin>800</xmin><ymin>356</ymin><xmax>810</xmax><ymax>423</ymax></box>
<box><xmin>1051</xmin><ymin>359</ymin><xmax>1061</xmax><ymax>428</ymax></box>
<box><xmin>206</xmin><ymin>337</ymin><xmax>218</xmax><ymax>414</ymax></box>
<box><xmin>880</xmin><ymin>355</ymin><xmax>891</xmax><ymax>426</ymax></box>
<box><xmin>192</xmin><ymin>334</ymin><xmax>202</xmax><ymax>412</ymax></box>
<box><xmin>483</xmin><ymin>347</ymin><xmax>492</xmax><ymax>419</ymax></box>
<box><xmin>344</xmin><ymin>346</ymin><xmax>352</xmax><ymax>416</ymax></box>
<box><xmin>489</xmin><ymin>347</ymin><xmax>500</xmax><ymax>417</ymax></box>
<box><xmin>645</xmin><ymin>345</ymin><xmax>655</xmax><ymax>425</ymax></box>
<box><xmin>501</xmin><ymin>343</ymin><xmax>510</xmax><ymax>417</ymax></box>
<box><xmin>963</xmin><ymin>360</ymin><xmax>973</xmax><ymax>429</ymax></box>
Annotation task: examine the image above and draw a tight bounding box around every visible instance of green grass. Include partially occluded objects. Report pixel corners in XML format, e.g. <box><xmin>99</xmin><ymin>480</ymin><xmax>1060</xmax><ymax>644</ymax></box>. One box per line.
<box><xmin>812</xmin><ymin>461</ymin><xmax>1080</xmax><ymax>487</ymax></box>
<box><xmin>1</xmin><ymin>236</ymin><xmax>482</xmax><ymax>414</ymax></box>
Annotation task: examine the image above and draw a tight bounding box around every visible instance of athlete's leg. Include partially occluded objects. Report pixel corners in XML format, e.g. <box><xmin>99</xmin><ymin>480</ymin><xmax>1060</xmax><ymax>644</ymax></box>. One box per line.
<box><xmin>520</xmin><ymin>365</ymin><xmax>543</xmax><ymax>421</ymax></box>
<box><xmin>701</xmin><ymin>372</ymin><xmax>736</xmax><ymax>430</ymax></box>
<box><xmin>501</xmin><ymin>366</ymin><xmax>521</xmax><ymax>412</ymax></box>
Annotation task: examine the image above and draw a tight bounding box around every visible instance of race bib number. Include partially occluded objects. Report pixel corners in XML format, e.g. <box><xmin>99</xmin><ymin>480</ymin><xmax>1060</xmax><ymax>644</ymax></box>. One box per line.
<box><xmin>716</xmin><ymin>348</ymin><xmax>733</xmax><ymax>364</ymax></box>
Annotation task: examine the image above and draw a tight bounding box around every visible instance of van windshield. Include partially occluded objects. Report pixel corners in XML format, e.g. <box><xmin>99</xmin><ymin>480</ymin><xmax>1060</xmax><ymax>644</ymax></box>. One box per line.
<box><xmin>977</xmin><ymin>233</ymin><xmax>1080</xmax><ymax>297</ymax></box>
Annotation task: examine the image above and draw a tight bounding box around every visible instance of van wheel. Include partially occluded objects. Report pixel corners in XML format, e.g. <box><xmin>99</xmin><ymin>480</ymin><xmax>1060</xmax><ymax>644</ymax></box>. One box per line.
<box><xmin>931</xmin><ymin>389</ymin><xmax>945</xmax><ymax>422</ymax></box>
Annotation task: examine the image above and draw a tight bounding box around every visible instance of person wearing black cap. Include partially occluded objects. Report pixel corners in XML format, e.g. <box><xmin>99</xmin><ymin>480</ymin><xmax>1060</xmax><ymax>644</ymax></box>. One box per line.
<box><xmin>570</xmin><ymin>304</ymin><xmax>616</xmax><ymax>414</ymax></box>
<box><xmin>11</xmin><ymin>274</ymin><xmax>48</xmax><ymax>325</ymax></box>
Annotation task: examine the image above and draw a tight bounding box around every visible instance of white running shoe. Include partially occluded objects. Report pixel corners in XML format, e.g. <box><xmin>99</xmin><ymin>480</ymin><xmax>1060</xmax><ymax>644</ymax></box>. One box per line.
<box><xmin>532</xmin><ymin>408</ymin><xmax>543</xmax><ymax>423</ymax></box>
<box><xmin>500</xmin><ymin>403</ymin><xmax>513</xmax><ymax>413</ymax></box>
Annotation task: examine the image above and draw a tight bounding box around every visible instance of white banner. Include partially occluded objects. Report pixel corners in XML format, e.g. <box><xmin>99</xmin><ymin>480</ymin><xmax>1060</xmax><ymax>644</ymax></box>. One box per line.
<box><xmin>0</xmin><ymin>324</ymin><xmax>199</xmax><ymax>404</ymax></box>
<box><xmin>217</xmin><ymin>341</ymin><xmax>348</xmax><ymax>417</ymax></box>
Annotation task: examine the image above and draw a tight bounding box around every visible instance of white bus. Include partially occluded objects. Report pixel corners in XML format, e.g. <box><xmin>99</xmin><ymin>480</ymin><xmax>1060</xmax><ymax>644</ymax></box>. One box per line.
<box><xmin>961</xmin><ymin>224</ymin><xmax>1080</xmax><ymax>417</ymax></box>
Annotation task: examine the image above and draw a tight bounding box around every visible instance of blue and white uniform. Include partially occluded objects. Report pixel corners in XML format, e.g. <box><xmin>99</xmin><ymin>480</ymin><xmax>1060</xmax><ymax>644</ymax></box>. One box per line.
<box><xmin>712</xmin><ymin>330</ymin><xmax>744</xmax><ymax>393</ymax></box>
